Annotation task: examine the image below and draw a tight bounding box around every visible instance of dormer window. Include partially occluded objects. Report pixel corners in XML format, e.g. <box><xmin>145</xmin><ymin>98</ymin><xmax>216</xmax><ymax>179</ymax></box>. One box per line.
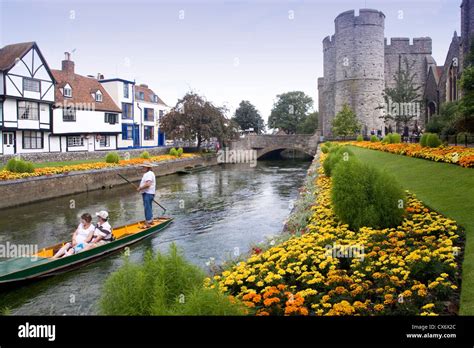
<box><xmin>64</xmin><ymin>85</ymin><xmax>72</xmax><ymax>98</ymax></box>
<box><xmin>153</xmin><ymin>95</ymin><xmax>158</xmax><ymax>103</ymax></box>
<box><xmin>95</xmin><ymin>91</ymin><xmax>103</xmax><ymax>102</ymax></box>
<box><xmin>137</xmin><ymin>91</ymin><xmax>145</xmax><ymax>100</ymax></box>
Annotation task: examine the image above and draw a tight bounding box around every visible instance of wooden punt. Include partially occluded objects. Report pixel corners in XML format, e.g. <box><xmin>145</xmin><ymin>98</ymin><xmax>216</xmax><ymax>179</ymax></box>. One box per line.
<box><xmin>177</xmin><ymin>164</ymin><xmax>207</xmax><ymax>174</ymax></box>
<box><xmin>0</xmin><ymin>217</ymin><xmax>173</xmax><ymax>287</ymax></box>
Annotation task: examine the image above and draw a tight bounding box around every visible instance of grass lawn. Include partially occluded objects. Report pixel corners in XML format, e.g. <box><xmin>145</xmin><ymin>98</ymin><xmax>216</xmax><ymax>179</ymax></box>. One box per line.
<box><xmin>349</xmin><ymin>146</ymin><xmax>474</xmax><ymax>315</ymax></box>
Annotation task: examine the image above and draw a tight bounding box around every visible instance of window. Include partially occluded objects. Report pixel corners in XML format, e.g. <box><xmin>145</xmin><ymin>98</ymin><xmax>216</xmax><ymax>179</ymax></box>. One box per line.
<box><xmin>99</xmin><ymin>135</ymin><xmax>110</xmax><ymax>147</ymax></box>
<box><xmin>122</xmin><ymin>103</ymin><xmax>133</xmax><ymax>119</ymax></box>
<box><xmin>137</xmin><ymin>91</ymin><xmax>145</xmax><ymax>100</ymax></box>
<box><xmin>22</xmin><ymin>131</ymin><xmax>43</xmax><ymax>149</ymax></box>
<box><xmin>63</xmin><ymin>107</ymin><xmax>76</xmax><ymax>122</ymax></box>
<box><xmin>96</xmin><ymin>92</ymin><xmax>103</xmax><ymax>102</ymax></box>
<box><xmin>153</xmin><ymin>95</ymin><xmax>158</xmax><ymax>103</ymax></box>
<box><xmin>144</xmin><ymin>108</ymin><xmax>154</xmax><ymax>121</ymax></box>
<box><xmin>105</xmin><ymin>113</ymin><xmax>118</xmax><ymax>124</ymax></box>
<box><xmin>64</xmin><ymin>86</ymin><xmax>72</xmax><ymax>97</ymax></box>
<box><xmin>123</xmin><ymin>83</ymin><xmax>129</xmax><ymax>98</ymax></box>
<box><xmin>0</xmin><ymin>102</ymin><xmax>3</xmax><ymax>124</ymax></box>
<box><xmin>122</xmin><ymin>124</ymin><xmax>133</xmax><ymax>140</ymax></box>
<box><xmin>67</xmin><ymin>136</ymin><xmax>84</xmax><ymax>147</ymax></box>
<box><xmin>18</xmin><ymin>101</ymin><xmax>39</xmax><ymax>120</ymax></box>
<box><xmin>23</xmin><ymin>78</ymin><xmax>40</xmax><ymax>93</ymax></box>
<box><xmin>144</xmin><ymin>126</ymin><xmax>154</xmax><ymax>140</ymax></box>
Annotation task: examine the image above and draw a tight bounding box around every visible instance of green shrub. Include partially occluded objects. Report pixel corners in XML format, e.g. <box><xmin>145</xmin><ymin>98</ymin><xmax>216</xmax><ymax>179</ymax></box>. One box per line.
<box><xmin>370</xmin><ymin>135</ymin><xmax>378</xmax><ymax>143</ymax></box>
<box><xmin>331</xmin><ymin>158</ymin><xmax>405</xmax><ymax>231</ymax></box>
<box><xmin>356</xmin><ymin>135</ymin><xmax>363</xmax><ymax>142</ymax></box>
<box><xmin>5</xmin><ymin>158</ymin><xmax>35</xmax><ymax>173</ymax></box>
<box><xmin>177</xmin><ymin>147</ymin><xmax>183</xmax><ymax>157</ymax></box>
<box><xmin>324</xmin><ymin>141</ymin><xmax>334</xmax><ymax>148</ymax></box>
<box><xmin>172</xmin><ymin>287</ymin><xmax>246</xmax><ymax>316</ymax></box>
<box><xmin>426</xmin><ymin>133</ymin><xmax>442</xmax><ymax>148</ymax></box>
<box><xmin>321</xmin><ymin>145</ymin><xmax>329</xmax><ymax>154</ymax></box>
<box><xmin>390</xmin><ymin>133</ymin><xmax>401</xmax><ymax>144</ymax></box>
<box><xmin>323</xmin><ymin>146</ymin><xmax>353</xmax><ymax>177</ymax></box>
<box><xmin>420</xmin><ymin>133</ymin><xmax>429</xmax><ymax>147</ymax></box>
<box><xmin>140</xmin><ymin>151</ymin><xmax>150</xmax><ymax>159</ymax></box>
<box><xmin>169</xmin><ymin>147</ymin><xmax>178</xmax><ymax>157</ymax></box>
<box><xmin>105</xmin><ymin>152</ymin><xmax>120</xmax><ymax>163</ymax></box>
<box><xmin>100</xmin><ymin>244</ymin><xmax>243</xmax><ymax>315</ymax></box>
<box><xmin>382</xmin><ymin>133</ymin><xmax>401</xmax><ymax>144</ymax></box>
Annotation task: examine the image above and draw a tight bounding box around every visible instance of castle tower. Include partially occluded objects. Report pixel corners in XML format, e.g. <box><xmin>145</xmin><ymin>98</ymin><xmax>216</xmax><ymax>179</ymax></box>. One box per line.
<box><xmin>461</xmin><ymin>0</ymin><xmax>474</xmax><ymax>66</ymax></box>
<box><xmin>320</xmin><ymin>9</ymin><xmax>386</xmax><ymax>137</ymax></box>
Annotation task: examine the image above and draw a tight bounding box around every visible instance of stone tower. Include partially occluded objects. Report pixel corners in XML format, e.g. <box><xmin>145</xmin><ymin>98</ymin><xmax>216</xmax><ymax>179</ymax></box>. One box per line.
<box><xmin>319</xmin><ymin>9</ymin><xmax>386</xmax><ymax>137</ymax></box>
<box><xmin>461</xmin><ymin>0</ymin><xmax>474</xmax><ymax>67</ymax></box>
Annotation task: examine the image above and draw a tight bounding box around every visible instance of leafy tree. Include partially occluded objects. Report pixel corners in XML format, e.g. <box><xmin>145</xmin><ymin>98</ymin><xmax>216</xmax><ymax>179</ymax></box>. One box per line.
<box><xmin>331</xmin><ymin>104</ymin><xmax>360</xmax><ymax>138</ymax></box>
<box><xmin>268</xmin><ymin>91</ymin><xmax>313</xmax><ymax>134</ymax></box>
<box><xmin>459</xmin><ymin>39</ymin><xmax>474</xmax><ymax>132</ymax></box>
<box><xmin>161</xmin><ymin>92</ymin><xmax>238</xmax><ymax>148</ymax></box>
<box><xmin>297</xmin><ymin>111</ymin><xmax>319</xmax><ymax>134</ymax></box>
<box><xmin>425</xmin><ymin>101</ymin><xmax>459</xmax><ymax>136</ymax></box>
<box><xmin>232</xmin><ymin>100</ymin><xmax>265</xmax><ymax>134</ymax></box>
<box><xmin>381</xmin><ymin>57</ymin><xmax>422</xmax><ymax>131</ymax></box>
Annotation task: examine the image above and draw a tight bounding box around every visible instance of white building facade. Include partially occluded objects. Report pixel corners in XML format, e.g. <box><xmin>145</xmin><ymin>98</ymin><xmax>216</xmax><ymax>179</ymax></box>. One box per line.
<box><xmin>0</xmin><ymin>42</ymin><xmax>55</xmax><ymax>155</ymax></box>
<box><xmin>100</xmin><ymin>79</ymin><xmax>168</xmax><ymax>149</ymax></box>
<box><xmin>50</xmin><ymin>53</ymin><xmax>122</xmax><ymax>152</ymax></box>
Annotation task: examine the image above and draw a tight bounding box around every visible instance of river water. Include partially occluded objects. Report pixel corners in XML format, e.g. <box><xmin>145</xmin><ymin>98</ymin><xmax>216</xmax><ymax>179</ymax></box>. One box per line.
<box><xmin>0</xmin><ymin>160</ymin><xmax>310</xmax><ymax>315</ymax></box>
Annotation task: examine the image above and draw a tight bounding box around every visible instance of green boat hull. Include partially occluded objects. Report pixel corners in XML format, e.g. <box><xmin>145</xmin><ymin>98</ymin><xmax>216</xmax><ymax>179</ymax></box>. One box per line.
<box><xmin>0</xmin><ymin>218</ymin><xmax>173</xmax><ymax>287</ymax></box>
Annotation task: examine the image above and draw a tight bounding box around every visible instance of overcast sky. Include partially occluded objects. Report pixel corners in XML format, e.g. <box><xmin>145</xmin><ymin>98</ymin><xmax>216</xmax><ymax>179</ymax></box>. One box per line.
<box><xmin>0</xmin><ymin>0</ymin><xmax>462</xmax><ymax>122</ymax></box>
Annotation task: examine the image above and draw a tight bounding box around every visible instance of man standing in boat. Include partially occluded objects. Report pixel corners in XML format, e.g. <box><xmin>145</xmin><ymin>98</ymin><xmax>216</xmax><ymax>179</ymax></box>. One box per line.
<box><xmin>137</xmin><ymin>162</ymin><xmax>156</xmax><ymax>228</ymax></box>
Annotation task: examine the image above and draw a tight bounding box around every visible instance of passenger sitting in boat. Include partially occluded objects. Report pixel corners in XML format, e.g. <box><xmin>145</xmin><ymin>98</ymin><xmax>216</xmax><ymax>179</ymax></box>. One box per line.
<box><xmin>53</xmin><ymin>213</ymin><xmax>95</xmax><ymax>258</ymax></box>
<box><xmin>87</xmin><ymin>211</ymin><xmax>114</xmax><ymax>247</ymax></box>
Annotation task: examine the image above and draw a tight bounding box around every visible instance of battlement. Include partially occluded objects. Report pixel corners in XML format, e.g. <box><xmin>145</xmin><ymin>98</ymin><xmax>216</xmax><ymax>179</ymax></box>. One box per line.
<box><xmin>335</xmin><ymin>9</ymin><xmax>385</xmax><ymax>32</ymax></box>
<box><xmin>385</xmin><ymin>37</ymin><xmax>432</xmax><ymax>54</ymax></box>
<box><xmin>323</xmin><ymin>35</ymin><xmax>335</xmax><ymax>50</ymax></box>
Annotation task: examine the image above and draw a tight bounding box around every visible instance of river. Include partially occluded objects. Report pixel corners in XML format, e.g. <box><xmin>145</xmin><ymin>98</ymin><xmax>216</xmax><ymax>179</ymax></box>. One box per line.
<box><xmin>0</xmin><ymin>159</ymin><xmax>310</xmax><ymax>315</ymax></box>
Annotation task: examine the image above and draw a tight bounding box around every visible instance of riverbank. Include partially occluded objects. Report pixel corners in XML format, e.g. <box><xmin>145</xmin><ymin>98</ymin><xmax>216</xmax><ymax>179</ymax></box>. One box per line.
<box><xmin>209</xmin><ymin>149</ymin><xmax>464</xmax><ymax>316</ymax></box>
<box><xmin>0</xmin><ymin>154</ymin><xmax>217</xmax><ymax>209</ymax></box>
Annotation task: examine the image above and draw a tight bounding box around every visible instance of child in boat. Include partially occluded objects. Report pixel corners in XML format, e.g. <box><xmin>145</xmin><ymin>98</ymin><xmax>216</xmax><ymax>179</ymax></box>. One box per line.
<box><xmin>87</xmin><ymin>211</ymin><xmax>114</xmax><ymax>247</ymax></box>
<box><xmin>53</xmin><ymin>213</ymin><xmax>95</xmax><ymax>258</ymax></box>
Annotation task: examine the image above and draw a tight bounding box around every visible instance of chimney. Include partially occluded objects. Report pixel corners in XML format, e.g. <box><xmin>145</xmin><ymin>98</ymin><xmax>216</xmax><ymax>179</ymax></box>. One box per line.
<box><xmin>140</xmin><ymin>84</ymin><xmax>148</xmax><ymax>88</ymax></box>
<box><xmin>97</xmin><ymin>73</ymin><xmax>104</xmax><ymax>80</ymax></box>
<box><xmin>62</xmin><ymin>52</ymin><xmax>75</xmax><ymax>74</ymax></box>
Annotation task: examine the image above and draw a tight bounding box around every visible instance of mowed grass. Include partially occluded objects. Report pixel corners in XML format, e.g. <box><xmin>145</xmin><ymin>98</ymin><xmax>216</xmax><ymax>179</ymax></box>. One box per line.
<box><xmin>349</xmin><ymin>146</ymin><xmax>474</xmax><ymax>315</ymax></box>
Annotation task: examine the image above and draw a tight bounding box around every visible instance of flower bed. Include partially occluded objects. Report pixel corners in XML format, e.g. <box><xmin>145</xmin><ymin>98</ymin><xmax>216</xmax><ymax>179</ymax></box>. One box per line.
<box><xmin>350</xmin><ymin>141</ymin><xmax>474</xmax><ymax>168</ymax></box>
<box><xmin>0</xmin><ymin>154</ymin><xmax>196</xmax><ymax>181</ymax></box>
<box><xmin>208</xmin><ymin>155</ymin><xmax>464</xmax><ymax>316</ymax></box>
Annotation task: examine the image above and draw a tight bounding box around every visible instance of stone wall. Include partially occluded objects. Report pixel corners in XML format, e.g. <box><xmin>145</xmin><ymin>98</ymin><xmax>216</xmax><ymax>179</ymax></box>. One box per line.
<box><xmin>0</xmin><ymin>147</ymin><xmax>176</xmax><ymax>165</ymax></box>
<box><xmin>0</xmin><ymin>155</ymin><xmax>217</xmax><ymax>209</ymax></box>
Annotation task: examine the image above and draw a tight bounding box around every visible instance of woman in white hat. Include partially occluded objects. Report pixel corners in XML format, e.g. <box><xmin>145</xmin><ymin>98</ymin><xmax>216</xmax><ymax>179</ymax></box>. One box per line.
<box><xmin>137</xmin><ymin>162</ymin><xmax>156</xmax><ymax>228</ymax></box>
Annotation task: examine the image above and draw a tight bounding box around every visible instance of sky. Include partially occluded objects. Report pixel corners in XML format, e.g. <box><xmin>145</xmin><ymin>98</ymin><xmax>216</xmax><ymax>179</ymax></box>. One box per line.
<box><xmin>0</xmin><ymin>0</ymin><xmax>462</xmax><ymax>123</ymax></box>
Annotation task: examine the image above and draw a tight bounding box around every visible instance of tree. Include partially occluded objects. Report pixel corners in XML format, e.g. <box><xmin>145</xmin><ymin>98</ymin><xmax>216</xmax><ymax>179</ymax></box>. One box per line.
<box><xmin>268</xmin><ymin>91</ymin><xmax>313</xmax><ymax>134</ymax></box>
<box><xmin>331</xmin><ymin>104</ymin><xmax>360</xmax><ymax>138</ymax></box>
<box><xmin>297</xmin><ymin>111</ymin><xmax>319</xmax><ymax>134</ymax></box>
<box><xmin>232</xmin><ymin>100</ymin><xmax>265</xmax><ymax>134</ymax></box>
<box><xmin>381</xmin><ymin>57</ymin><xmax>422</xmax><ymax>132</ymax></box>
<box><xmin>160</xmin><ymin>92</ymin><xmax>238</xmax><ymax>148</ymax></box>
<box><xmin>459</xmin><ymin>38</ymin><xmax>474</xmax><ymax>133</ymax></box>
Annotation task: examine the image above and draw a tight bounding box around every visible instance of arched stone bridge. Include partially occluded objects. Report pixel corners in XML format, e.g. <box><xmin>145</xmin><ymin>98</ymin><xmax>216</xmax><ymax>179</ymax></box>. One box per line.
<box><xmin>229</xmin><ymin>133</ymin><xmax>320</xmax><ymax>159</ymax></box>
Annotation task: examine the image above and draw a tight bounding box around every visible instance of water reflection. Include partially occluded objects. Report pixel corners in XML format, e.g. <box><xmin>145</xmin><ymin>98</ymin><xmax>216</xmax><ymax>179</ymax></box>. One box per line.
<box><xmin>0</xmin><ymin>159</ymin><xmax>310</xmax><ymax>315</ymax></box>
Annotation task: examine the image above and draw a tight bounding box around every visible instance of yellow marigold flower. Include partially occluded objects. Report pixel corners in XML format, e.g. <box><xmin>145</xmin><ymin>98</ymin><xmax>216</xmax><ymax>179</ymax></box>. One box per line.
<box><xmin>374</xmin><ymin>304</ymin><xmax>384</xmax><ymax>312</ymax></box>
<box><xmin>256</xmin><ymin>281</ymin><xmax>264</xmax><ymax>287</ymax></box>
<box><xmin>428</xmin><ymin>281</ymin><xmax>439</xmax><ymax>289</ymax></box>
<box><xmin>421</xmin><ymin>303</ymin><xmax>435</xmax><ymax>310</ymax></box>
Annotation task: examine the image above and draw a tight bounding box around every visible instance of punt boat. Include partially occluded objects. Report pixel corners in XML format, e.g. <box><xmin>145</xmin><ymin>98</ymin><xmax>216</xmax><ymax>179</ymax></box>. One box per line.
<box><xmin>0</xmin><ymin>217</ymin><xmax>173</xmax><ymax>287</ymax></box>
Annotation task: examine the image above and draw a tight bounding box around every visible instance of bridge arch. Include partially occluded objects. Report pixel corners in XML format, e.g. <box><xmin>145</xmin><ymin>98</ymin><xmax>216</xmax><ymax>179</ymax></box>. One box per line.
<box><xmin>257</xmin><ymin>145</ymin><xmax>314</xmax><ymax>159</ymax></box>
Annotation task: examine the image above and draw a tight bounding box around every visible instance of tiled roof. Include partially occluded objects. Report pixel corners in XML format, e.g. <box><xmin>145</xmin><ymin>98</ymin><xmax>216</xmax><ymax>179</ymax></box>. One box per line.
<box><xmin>0</xmin><ymin>42</ymin><xmax>35</xmax><ymax>71</ymax></box>
<box><xmin>135</xmin><ymin>84</ymin><xmax>167</xmax><ymax>106</ymax></box>
<box><xmin>52</xmin><ymin>69</ymin><xmax>121</xmax><ymax>113</ymax></box>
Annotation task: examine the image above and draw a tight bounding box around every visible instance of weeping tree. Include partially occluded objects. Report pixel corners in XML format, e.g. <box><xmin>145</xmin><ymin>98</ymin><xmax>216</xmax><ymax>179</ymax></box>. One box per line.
<box><xmin>161</xmin><ymin>92</ymin><xmax>238</xmax><ymax>148</ymax></box>
<box><xmin>381</xmin><ymin>57</ymin><xmax>422</xmax><ymax>133</ymax></box>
